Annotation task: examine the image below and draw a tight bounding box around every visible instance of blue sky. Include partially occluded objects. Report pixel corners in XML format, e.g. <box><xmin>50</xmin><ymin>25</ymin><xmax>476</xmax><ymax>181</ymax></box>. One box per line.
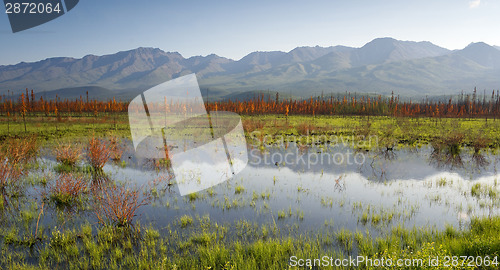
<box><xmin>1</xmin><ymin>0</ymin><xmax>499</xmax><ymax>65</ymax></box>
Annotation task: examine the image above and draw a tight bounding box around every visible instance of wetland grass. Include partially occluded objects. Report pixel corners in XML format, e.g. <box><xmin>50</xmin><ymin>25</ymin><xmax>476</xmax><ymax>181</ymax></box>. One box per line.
<box><xmin>2</xmin><ymin>113</ymin><xmax>500</xmax><ymax>268</ymax></box>
<box><xmin>3</xmin><ymin>114</ymin><xmax>500</xmax><ymax>152</ymax></box>
<box><xmin>1</xmin><ymin>216</ymin><xmax>495</xmax><ymax>269</ymax></box>
<box><xmin>179</xmin><ymin>215</ymin><xmax>194</xmax><ymax>228</ymax></box>
<box><xmin>188</xmin><ymin>192</ymin><xmax>200</xmax><ymax>202</ymax></box>
<box><xmin>234</xmin><ymin>185</ymin><xmax>245</xmax><ymax>194</ymax></box>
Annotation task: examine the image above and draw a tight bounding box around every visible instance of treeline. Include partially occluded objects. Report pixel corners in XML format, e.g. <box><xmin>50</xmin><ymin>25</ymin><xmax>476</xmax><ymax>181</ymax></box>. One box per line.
<box><xmin>2</xmin><ymin>88</ymin><xmax>500</xmax><ymax>118</ymax></box>
<box><xmin>0</xmin><ymin>89</ymin><xmax>125</xmax><ymax>118</ymax></box>
<box><xmin>207</xmin><ymin>89</ymin><xmax>500</xmax><ymax>118</ymax></box>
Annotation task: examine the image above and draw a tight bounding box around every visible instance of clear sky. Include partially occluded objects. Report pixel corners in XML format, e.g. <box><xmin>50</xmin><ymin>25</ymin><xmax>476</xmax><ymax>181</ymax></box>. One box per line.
<box><xmin>0</xmin><ymin>0</ymin><xmax>499</xmax><ymax>65</ymax></box>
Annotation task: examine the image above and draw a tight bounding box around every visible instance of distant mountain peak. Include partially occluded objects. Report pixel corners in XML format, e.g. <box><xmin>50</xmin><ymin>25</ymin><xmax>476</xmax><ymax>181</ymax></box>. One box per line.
<box><xmin>457</xmin><ymin>42</ymin><xmax>500</xmax><ymax>68</ymax></box>
<box><xmin>360</xmin><ymin>37</ymin><xmax>397</xmax><ymax>50</ymax></box>
<box><xmin>1</xmin><ymin>38</ymin><xmax>499</xmax><ymax>99</ymax></box>
<box><xmin>350</xmin><ymin>37</ymin><xmax>449</xmax><ymax>66</ymax></box>
<box><xmin>372</xmin><ymin>37</ymin><xmax>397</xmax><ymax>41</ymax></box>
<box><xmin>463</xmin><ymin>42</ymin><xmax>496</xmax><ymax>52</ymax></box>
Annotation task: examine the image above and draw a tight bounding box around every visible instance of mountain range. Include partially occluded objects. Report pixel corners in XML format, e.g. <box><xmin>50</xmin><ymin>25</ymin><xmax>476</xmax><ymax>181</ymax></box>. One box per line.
<box><xmin>1</xmin><ymin>37</ymin><xmax>500</xmax><ymax>100</ymax></box>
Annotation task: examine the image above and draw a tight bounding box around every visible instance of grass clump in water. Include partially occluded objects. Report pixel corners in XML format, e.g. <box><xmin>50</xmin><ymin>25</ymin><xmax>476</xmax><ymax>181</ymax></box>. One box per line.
<box><xmin>234</xmin><ymin>185</ymin><xmax>245</xmax><ymax>194</ymax></box>
<box><xmin>188</xmin><ymin>192</ymin><xmax>199</xmax><ymax>202</ymax></box>
<box><xmin>179</xmin><ymin>215</ymin><xmax>193</xmax><ymax>228</ymax></box>
<box><xmin>1</xmin><ymin>216</ymin><xmax>500</xmax><ymax>269</ymax></box>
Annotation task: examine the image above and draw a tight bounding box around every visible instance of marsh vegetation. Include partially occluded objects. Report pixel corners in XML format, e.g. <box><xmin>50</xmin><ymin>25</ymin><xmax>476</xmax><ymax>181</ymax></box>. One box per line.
<box><xmin>1</xmin><ymin>93</ymin><xmax>500</xmax><ymax>269</ymax></box>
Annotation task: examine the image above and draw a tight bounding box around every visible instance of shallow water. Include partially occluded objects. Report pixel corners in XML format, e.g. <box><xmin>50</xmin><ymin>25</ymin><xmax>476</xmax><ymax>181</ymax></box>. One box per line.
<box><xmin>30</xmin><ymin>141</ymin><xmax>500</xmax><ymax>237</ymax></box>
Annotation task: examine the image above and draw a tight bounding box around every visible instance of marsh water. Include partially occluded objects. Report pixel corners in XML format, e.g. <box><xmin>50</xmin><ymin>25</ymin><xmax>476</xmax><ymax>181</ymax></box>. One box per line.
<box><xmin>27</xmin><ymin>140</ymin><xmax>500</xmax><ymax>240</ymax></box>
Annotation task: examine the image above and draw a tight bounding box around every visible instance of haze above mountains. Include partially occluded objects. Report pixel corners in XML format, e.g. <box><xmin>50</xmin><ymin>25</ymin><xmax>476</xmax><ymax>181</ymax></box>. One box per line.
<box><xmin>1</xmin><ymin>37</ymin><xmax>500</xmax><ymax>100</ymax></box>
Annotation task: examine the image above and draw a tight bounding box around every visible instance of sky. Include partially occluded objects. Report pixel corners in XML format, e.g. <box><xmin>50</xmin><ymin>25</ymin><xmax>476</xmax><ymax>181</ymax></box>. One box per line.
<box><xmin>0</xmin><ymin>0</ymin><xmax>499</xmax><ymax>65</ymax></box>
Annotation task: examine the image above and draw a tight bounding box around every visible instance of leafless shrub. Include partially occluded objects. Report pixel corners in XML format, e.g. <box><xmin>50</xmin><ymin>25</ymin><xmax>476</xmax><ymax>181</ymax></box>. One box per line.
<box><xmin>242</xmin><ymin>119</ymin><xmax>265</xmax><ymax>132</ymax></box>
<box><xmin>54</xmin><ymin>142</ymin><xmax>82</xmax><ymax>166</ymax></box>
<box><xmin>86</xmin><ymin>136</ymin><xmax>113</xmax><ymax>170</ymax></box>
<box><xmin>0</xmin><ymin>158</ymin><xmax>22</xmax><ymax>190</ymax></box>
<box><xmin>470</xmin><ymin>135</ymin><xmax>491</xmax><ymax>154</ymax></box>
<box><xmin>297</xmin><ymin>122</ymin><xmax>315</xmax><ymax>135</ymax></box>
<box><xmin>108</xmin><ymin>136</ymin><xmax>125</xmax><ymax>162</ymax></box>
<box><xmin>0</xmin><ymin>136</ymin><xmax>39</xmax><ymax>165</ymax></box>
<box><xmin>94</xmin><ymin>184</ymin><xmax>150</xmax><ymax>228</ymax></box>
<box><xmin>431</xmin><ymin>132</ymin><xmax>464</xmax><ymax>156</ymax></box>
<box><xmin>46</xmin><ymin>173</ymin><xmax>88</xmax><ymax>206</ymax></box>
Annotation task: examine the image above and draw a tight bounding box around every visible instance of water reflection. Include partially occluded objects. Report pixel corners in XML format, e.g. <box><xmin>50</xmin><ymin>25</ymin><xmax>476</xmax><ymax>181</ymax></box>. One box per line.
<box><xmin>31</xmin><ymin>141</ymin><xmax>500</xmax><ymax>237</ymax></box>
<box><xmin>429</xmin><ymin>148</ymin><xmax>464</xmax><ymax>169</ymax></box>
<box><xmin>472</xmin><ymin>152</ymin><xmax>490</xmax><ymax>168</ymax></box>
<box><xmin>247</xmin><ymin>144</ymin><xmax>499</xmax><ymax>181</ymax></box>
<box><xmin>90</xmin><ymin>171</ymin><xmax>112</xmax><ymax>192</ymax></box>
<box><xmin>333</xmin><ymin>176</ymin><xmax>345</xmax><ymax>192</ymax></box>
